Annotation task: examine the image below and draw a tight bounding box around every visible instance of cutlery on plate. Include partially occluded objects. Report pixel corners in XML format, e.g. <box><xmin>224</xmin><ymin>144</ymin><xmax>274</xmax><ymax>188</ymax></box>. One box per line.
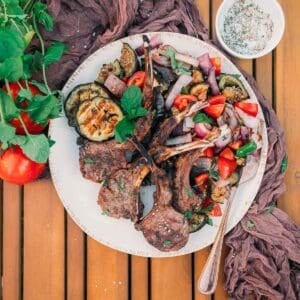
<box><xmin>197</xmin><ymin>157</ymin><xmax>259</xmax><ymax>295</ymax></box>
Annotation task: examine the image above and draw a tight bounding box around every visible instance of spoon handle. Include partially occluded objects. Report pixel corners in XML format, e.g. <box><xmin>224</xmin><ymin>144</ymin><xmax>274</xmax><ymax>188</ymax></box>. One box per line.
<box><xmin>197</xmin><ymin>187</ymin><xmax>237</xmax><ymax>295</ymax></box>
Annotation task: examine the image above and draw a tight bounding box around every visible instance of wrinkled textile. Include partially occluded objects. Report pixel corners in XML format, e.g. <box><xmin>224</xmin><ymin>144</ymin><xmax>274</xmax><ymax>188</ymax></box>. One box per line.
<box><xmin>44</xmin><ymin>1</ymin><xmax>300</xmax><ymax>299</ymax></box>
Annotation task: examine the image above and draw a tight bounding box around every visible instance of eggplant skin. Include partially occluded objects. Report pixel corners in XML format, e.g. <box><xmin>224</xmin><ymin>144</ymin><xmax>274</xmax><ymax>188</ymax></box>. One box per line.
<box><xmin>188</xmin><ymin>213</ymin><xmax>208</xmax><ymax>233</ymax></box>
<box><xmin>75</xmin><ymin>97</ymin><xmax>123</xmax><ymax>142</ymax></box>
<box><xmin>120</xmin><ymin>43</ymin><xmax>138</xmax><ymax>78</ymax></box>
<box><xmin>64</xmin><ymin>82</ymin><xmax>110</xmax><ymax>127</ymax></box>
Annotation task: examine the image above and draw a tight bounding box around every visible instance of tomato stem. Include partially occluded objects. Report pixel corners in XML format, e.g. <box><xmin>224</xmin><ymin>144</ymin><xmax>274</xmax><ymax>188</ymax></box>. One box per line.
<box><xmin>18</xmin><ymin>115</ymin><xmax>31</xmax><ymax>137</ymax></box>
<box><xmin>25</xmin><ymin>80</ymin><xmax>30</xmax><ymax>91</ymax></box>
<box><xmin>32</xmin><ymin>15</ymin><xmax>51</xmax><ymax>95</ymax></box>
<box><xmin>4</xmin><ymin>79</ymin><xmax>12</xmax><ymax>97</ymax></box>
<box><xmin>17</xmin><ymin>81</ymin><xmax>23</xmax><ymax>90</ymax></box>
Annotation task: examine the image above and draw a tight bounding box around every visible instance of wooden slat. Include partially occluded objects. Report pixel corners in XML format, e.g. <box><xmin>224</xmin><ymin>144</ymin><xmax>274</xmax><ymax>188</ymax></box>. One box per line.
<box><xmin>87</xmin><ymin>239</ymin><xmax>128</xmax><ymax>300</ymax></box>
<box><xmin>194</xmin><ymin>247</ymin><xmax>211</xmax><ymax>300</ymax></box>
<box><xmin>2</xmin><ymin>183</ymin><xmax>21</xmax><ymax>300</ymax></box>
<box><xmin>195</xmin><ymin>0</ymin><xmax>210</xmax><ymax>34</ymax></box>
<box><xmin>151</xmin><ymin>256</ymin><xmax>192</xmax><ymax>300</ymax></box>
<box><xmin>256</xmin><ymin>54</ymin><xmax>273</xmax><ymax>106</ymax></box>
<box><xmin>67</xmin><ymin>216</ymin><xmax>84</xmax><ymax>300</ymax></box>
<box><xmin>276</xmin><ymin>0</ymin><xmax>300</xmax><ymax>224</ymax></box>
<box><xmin>131</xmin><ymin>256</ymin><xmax>148</xmax><ymax>300</ymax></box>
<box><xmin>23</xmin><ymin>179</ymin><xmax>65</xmax><ymax>300</ymax></box>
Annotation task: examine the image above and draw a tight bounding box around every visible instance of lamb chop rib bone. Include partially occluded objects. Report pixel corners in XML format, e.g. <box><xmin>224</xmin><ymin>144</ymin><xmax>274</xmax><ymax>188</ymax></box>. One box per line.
<box><xmin>130</xmin><ymin>138</ymin><xmax>190</xmax><ymax>252</ymax></box>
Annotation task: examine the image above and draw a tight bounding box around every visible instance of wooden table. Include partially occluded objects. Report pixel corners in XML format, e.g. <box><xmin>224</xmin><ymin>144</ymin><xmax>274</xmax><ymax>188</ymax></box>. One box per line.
<box><xmin>1</xmin><ymin>1</ymin><xmax>299</xmax><ymax>299</ymax></box>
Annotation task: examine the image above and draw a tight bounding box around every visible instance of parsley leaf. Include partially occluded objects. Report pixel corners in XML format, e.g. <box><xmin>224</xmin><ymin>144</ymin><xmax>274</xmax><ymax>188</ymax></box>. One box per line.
<box><xmin>33</xmin><ymin>2</ymin><xmax>54</xmax><ymax>31</ymax></box>
<box><xmin>0</xmin><ymin>123</ymin><xmax>16</xmax><ymax>144</ymax></box>
<box><xmin>0</xmin><ymin>28</ymin><xmax>25</xmax><ymax>61</ymax></box>
<box><xmin>0</xmin><ymin>90</ymin><xmax>20</xmax><ymax>121</ymax></box>
<box><xmin>12</xmin><ymin>134</ymin><xmax>50</xmax><ymax>163</ymax></box>
<box><xmin>206</xmin><ymin>218</ymin><xmax>213</xmax><ymax>226</ymax></box>
<box><xmin>193</xmin><ymin>113</ymin><xmax>213</xmax><ymax>124</ymax></box>
<box><xmin>198</xmin><ymin>204</ymin><xmax>214</xmax><ymax>214</ymax></box>
<box><xmin>162</xmin><ymin>240</ymin><xmax>171</xmax><ymax>248</ymax></box>
<box><xmin>281</xmin><ymin>156</ymin><xmax>288</xmax><ymax>173</ymax></box>
<box><xmin>43</xmin><ymin>42</ymin><xmax>68</xmax><ymax>67</ymax></box>
<box><xmin>265</xmin><ymin>204</ymin><xmax>275</xmax><ymax>214</ymax></box>
<box><xmin>181</xmin><ymin>86</ymin><xmax>189</xmax><ymax>94</ymax></box>
<box><xmin>184</xmin><ymin>187</ymin><xmax>194</xmax><ymax>198</ymax></box>
<box><xmin>184</xmin><ymin>210</ymin><xmax>193</xmax><ymax>220</ymax></box>
<box><xmin>0</xmin><ymin>56</ymin><xmax>23</xmax><ymax>82</ymax></box>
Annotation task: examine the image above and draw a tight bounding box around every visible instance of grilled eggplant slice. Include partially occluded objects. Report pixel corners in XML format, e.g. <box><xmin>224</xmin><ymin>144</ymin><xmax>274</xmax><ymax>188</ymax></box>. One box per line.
<box><xmin>219</xmin><ymin>75</ymin><xmax>248</xmax><ymax>100</ymax></box>
<box><xmin>120</xmin><ymin>43</ymin><xmax>138</xmax><ymax>78</ymax></box>
<box><xmin>190</xmin><ymin>83</ymin><xmax>209</xmax><ymax>101</ymax></box>
<box><xmin>96</xmin><ymin>59</ymin><xmax>122</xmax><ymax>84</ymax></box>
<box><xmin>76</xmin><ymin>97</ymin><xmax>123</xmax><ymax>142</ymax></box>
<box><xmin>65</xmin><ymin>83</ymin><xmax>110</xmax><ymax>127</ymax></box>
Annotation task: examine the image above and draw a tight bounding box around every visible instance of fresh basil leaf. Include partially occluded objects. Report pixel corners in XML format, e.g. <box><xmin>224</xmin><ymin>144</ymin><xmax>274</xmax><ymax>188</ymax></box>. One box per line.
<box><xmin>22</xmin><ymin>54</ymin><xmax>34</xmax><ymax>79</ymax></box>
<box><xmin>6</xmin><ymin>3</ymin><xmax>25</xmax><ymax>18</ymax></box>
<box><xmin>193</xmin><ymin>113</ymin><xmax>213</xmax><ymax>124</ymax></box>
<box><xmin>29</xmin><ymin>80</ymin><xmax>49</xmax><ymax>94</ymax></box>
<box><xmin>33</xmin><ymin>2</ymin><xmax>54</xmax><ymax>31</ymax></box>
<box><xmin>10</xmin><ymin>134</ymin><xmax>27</xmax><ymax>146</ymax></box>
<box><xmin>0</xmin><ymin>123</ymin><xmax>16</xmax><ymax>143</ymax></box>
<box><xmin>0</xmin><ymin>28</ymin><xmax>25</xmax><ymax>61</ymax></box>
<box><xmin>27</xmin><ymin>94</ymin><xmax>61</xmax><ymax>124</ymax></box>
<box><xmin>128</xmin><ymin>107</ymin><xmax>147</xmax><ymax>119</ymax></box>
<box><xmin>44</xmin><ymin>42</ymin><xmax>68</xmax><ymax>67</ymax></box>
<box><xmin>19</xmin><ymin>134</ymin><xmax>50</xmax><ymax>163</ymax></box>
<box><xmin>0</xmin><ymin>56</ymin><xmax>23</xmax><ymax>81</ymax></box>
<box><xmin>0</xmin><ymin>90</ymin><xmax>20</xmax><ymax>120</ymax></box>
<box><xmin>121</xmin><ymin>85</ymin><xmax>143</xmax><ymax>115</ymax></box>
<box><xmin>114</xmin><ymin>117</ymin><xmax>135</xmax><ymax>142</ymax></box>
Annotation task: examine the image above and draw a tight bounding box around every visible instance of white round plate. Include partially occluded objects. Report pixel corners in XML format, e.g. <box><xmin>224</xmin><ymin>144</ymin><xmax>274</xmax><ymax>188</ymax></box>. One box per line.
<box><xmin>49</xmin><ymin>32</ymin><xmax>268</xmax><ymax>257</ymax></box>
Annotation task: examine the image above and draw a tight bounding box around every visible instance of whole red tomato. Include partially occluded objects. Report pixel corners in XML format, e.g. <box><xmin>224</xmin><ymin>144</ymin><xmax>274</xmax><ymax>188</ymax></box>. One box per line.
<box><xmin>0</xmin><ymin>146</ymin><xmax>46</xmax><ymax>185</ymax></box>
<box><xmin>3</xmin><ymin>82</ymin><xmax>46</xmax><ymax>134</ymax></box>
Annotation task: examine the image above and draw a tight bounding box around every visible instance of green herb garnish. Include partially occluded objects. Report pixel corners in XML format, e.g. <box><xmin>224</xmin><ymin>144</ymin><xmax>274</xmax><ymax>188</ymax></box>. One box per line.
<box><xmin>0</xmin><ymin>1</ymin><xmax>67</xmax><ymax>163</ymax></box>
<box><xmin>280</xmin><ymin>156</ymin><xmax>288</xmax><ymax>173</ymax></box>
<box><xmin>265</xmin><ymin>204</ymin><xmax>275</xmax><ymax>214</ymax></box>
<box><xmin>162</xmin><ymin>240</ymin><xmax>171</xmax><ymax>248</ymax></box>
<box><xmin>180</xmin><ymin>86</ymin><xmax>189</xmax><ymax>94</ymax></box>
<box><xmin>246</xmin><ymin>220</ymin><xmax>255</xmax><ymax>229</ymax></box>
<box><xmin>193</xmin><ymin>113</ymin><xmax>213</xmax><ymax>124</ymax></box>
<box><xmin>184</xmin><ymin>210</ymin><xmax>193</xmax><ymax>220</ymax></box>
<box><xmin>206</xmin><ymin>218</ymin><xmax>213</xmax><ymax>226</ymax></box>
<box><xmin>114</xmin><ymin>85</ymin><xmax>148</xmax><ymax>142</ymax></box>
<box><xmin>184</xmin><ymin>188</ymin><xmax>194</xmax><ymax>198</ymax></box>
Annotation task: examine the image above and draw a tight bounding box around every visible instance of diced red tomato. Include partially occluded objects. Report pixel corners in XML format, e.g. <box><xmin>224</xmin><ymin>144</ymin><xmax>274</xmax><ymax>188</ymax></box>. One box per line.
<box><xmin>210</xmin><ymin>203</ymin><xmax>222</xmax><ymax>217</ymax></box>
<box><xmin>219</xmin><ymin>147</ymin><xmax>235</xmax><ymax>161</ymax></box>
<box><xmin>201</xmin><ymin>198</ymin><xmax>213</xmax><ymax>209</ymax></box>
<box><xmin>208</xmin><ymin>95</ymin><xmax>226</xmax><ymax>105</ymax></box>
<box><xmin>218</xmin><ymin>157</ymin><xmax>237</xmax><ymax>179</ymax></box>
<box><xmin>173</xmin><ymin>94</ymin><xmax>197</xmax><ymax>111</ymax></box>
<box><xmin>3</xmin><ymin>82</ymin><xmax>46</xmax><ymax>134</ymax></box>
<box><xmin>203</xmin><ymin>147</ymin><xmax>214</xmax><ymax>158</ymax></box>
<box><xmin>229</xmin><ymin>140</ymin><xmax>243</xmax><ymax>150</ymax></box>
<box><xmin>235</xmin><ymin>102</ymin><xmax>258</xmax><ymax>117</ymax></box>
<box><xmin>210</xmin><ymin>57</ymin><xmax>221</xmax><ymax>76</ymax></box>
<box><xmin>204</xmin><ymin>104</ymin><xmax>225</xmax><ymax>119</ymax></box>
<box><xmin>127</xmin><ymin>71</ymin><xmax>146</xmax><ymax>88</ymax></box>
<box><xmin>195</xmin><ymin>173</ymin><xmax>209</xmax><ymax>192</ymax></box>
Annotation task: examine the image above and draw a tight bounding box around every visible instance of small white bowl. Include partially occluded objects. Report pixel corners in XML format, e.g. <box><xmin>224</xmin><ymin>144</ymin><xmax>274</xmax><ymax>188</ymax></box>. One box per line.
<box><xmin>216</xmin><ymin>0</ymin><xmax>285</xmax><ymax>59</ymax></box>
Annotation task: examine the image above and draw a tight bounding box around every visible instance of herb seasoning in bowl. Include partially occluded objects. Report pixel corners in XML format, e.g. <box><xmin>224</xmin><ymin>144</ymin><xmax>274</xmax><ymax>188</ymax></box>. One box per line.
<box><xmin>216</xmin><ymin>0</ymin><xmax>285</xmax><ymax>59</ymax></box>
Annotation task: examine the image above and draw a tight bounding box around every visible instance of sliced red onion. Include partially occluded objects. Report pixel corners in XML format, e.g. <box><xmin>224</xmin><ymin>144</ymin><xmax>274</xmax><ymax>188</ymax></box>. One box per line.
<box><xmin>175</xmin><ymin>53</ymin><xmax>199</xmax><ymax>67</ymax></box>
<box><xmin>232</xmin><ymin>127</ymin><xmax>241</xmax><ymax>141</ymax></box>
<box><xmin>135</xmin><ymin>34</ymin><xmax>162</xmax><ymax>56</ymax></box>
<box><xmin>235</xmin><ymin>107</ymin><xmax>259</xmax><ymax>129</ymax></box>
<box><xmin>208</xmin><ymin>68</ymin><xmax>220</xmax><ymax>95</ymax></box>
<box><xmin>194</xmin><ymin>123</ymin><xmax>210</xmax><ymax>138</ymax></box>
<box><xmin>198</xmin><ymin>53</ymin><xmax>212</xmax><ymax>75</ymax></box>
<box><xmin>241</xmin><ymin>126</ymin><xmax>250</xmax><ymax>141</ymax></box>
<box><xmin>215</xmin><ymin>125</ymin><xmax>232</xmax><ymax>148</ymax></box>
<box><xmin>152</xmin><ymin>51</ymin><xmax>171</xmax><ymax>67</ymax></box>
<box><xmin>217</xmin><ymin>115</ymin><xmax>225</xmax><ymax>127</ymax></box>
<box><xmin>225</xmin><ymin>105</ymin><xmax>239</xmax><ymax>129</ymax></box>
<box><xmin>165</xmin><ymin>74</ymin><xmax>193</xmax><ymax>109</ymax></box>
<box><xmin>166</xmin><ymin>133</ymin><xmax>192</xmax><ymax>146</ymax></box>
<box><xmin>183</xmin><ymin>117</ymin><xmax>195</xmax><ymax>129</ymax></box>
<box><xmin>104</xmin><ymin>73</ymin><xmax>127</xmax><ymax>98</ymax></box>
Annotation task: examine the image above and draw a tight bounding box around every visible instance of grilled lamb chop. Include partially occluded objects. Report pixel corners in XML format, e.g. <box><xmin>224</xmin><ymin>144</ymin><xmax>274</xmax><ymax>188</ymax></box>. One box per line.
<box><xmin>150</xmin><ymin>101</ymin><xmax>208</xmax><ymax>147</ymax></box>
<box><xmin>79</xmin><ymin>114</ymin><xmax>152</xmax><ymax>182</ymax></box>
<box><xmin>98</xmin><ymin>160</ymin><xmax>150</xmax><ymax>222</ymax></box>
<box><xmin>174</xmin><ymin>152</ymin><xmax>212</xmax><ymax>213</ymax></box>
<box><xmin>136</xmin><ymin>166</ymin><xmax>189</xmax><ymax>252</ymax></box>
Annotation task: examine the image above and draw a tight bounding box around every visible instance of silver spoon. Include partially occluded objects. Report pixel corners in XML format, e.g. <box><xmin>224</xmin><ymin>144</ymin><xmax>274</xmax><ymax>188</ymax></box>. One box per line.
<box><xmin>197</xmin><ymin>156</ymin><xmax>259</xmax><ymax>295</ymax></box>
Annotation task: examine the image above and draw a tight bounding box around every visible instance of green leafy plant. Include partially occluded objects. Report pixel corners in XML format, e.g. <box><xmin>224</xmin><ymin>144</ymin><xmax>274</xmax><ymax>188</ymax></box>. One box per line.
<box><xmin>0</xmin><ymin>0</ymin><xmax>67</xmax><ymax>163</ymax></box>
<box><xmin>114</xmin><ymin>85</ymin><xmax>148</xmax><ymax>142</ymax></box>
